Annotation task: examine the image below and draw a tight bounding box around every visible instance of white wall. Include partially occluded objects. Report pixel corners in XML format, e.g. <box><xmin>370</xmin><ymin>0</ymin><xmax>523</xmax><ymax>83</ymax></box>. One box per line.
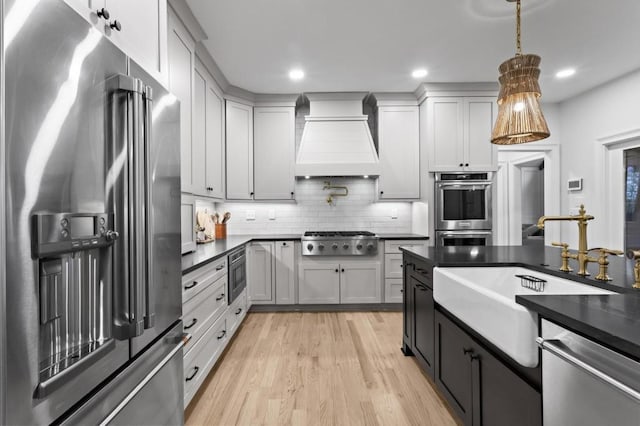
<box><xmin>196</xmin><ymin>177</ymin><xmax>413</xmax><ymax>235</ymax></box>
<box><xmin>558</xmin><ymin>69</ymin><xmax>640</xmax><ymax>248</ymax></box>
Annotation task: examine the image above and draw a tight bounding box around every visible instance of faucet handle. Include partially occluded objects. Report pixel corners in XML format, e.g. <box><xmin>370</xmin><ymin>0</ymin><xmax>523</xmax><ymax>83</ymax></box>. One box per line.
<box><xmin>626</xmin><ymin>249</ymin><xmax>640</xmax><ymax>260</ymax></box>
<box><xmin>552</xmin><ymin>242</ymin><xmax>573</xmax><ymax>272</ymax></box>
<box><xmin>626</xmin><ymin>250</ymin><xmax>640</xmax><ymax>289</ymax></box>
<box><xmin>588</xmin><ymin>248</ymin><xmax>623</xmax><ymax>281</ymax></box>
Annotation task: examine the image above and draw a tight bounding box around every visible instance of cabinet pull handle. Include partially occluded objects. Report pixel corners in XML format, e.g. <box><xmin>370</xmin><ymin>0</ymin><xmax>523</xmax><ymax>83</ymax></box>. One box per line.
<box><xmin>463</xmin><ymin>347</ymin><xmax>474</xmax><ymax>355</ymax></box>
<box><xmin>109</xmin><ymin>20</ymin><xmax>122</xmax><ymax>31</ymax></box>
<box><xmin>96</xmin><ymin>8</ymin><xmax>110</xmax><ymax>19</ymax></box>
<box><xmin>465</xmin><ymin>163</ymin><xmax>469</xmax><ymax>167</ymax></box>
<box><xmin>341</xmin><ymin>268</ymin><xmax>345</xmax><ymax>273</ymax></box>
<box><xmin>291</xmin><ymin>192</ymin><xmax>294</xmax><ymax>196</ymax></box>
<box><xmin>217</xmin><ymin>330</ymin><xmax>226</xmax><ymax>340</ymax></box>
<box><xmin>380</xmin><ymin>191</ymin><xmax>384</xmax><ymax>195</ymax></box>
<box><xmin>185</xmin><ymin>366</ymin><xmax>199</xmax><ymax>381</ymax></box>
<box><xmin>216</xmin><ymin>294</ymin><xmax>225</xmax><ymax>301</ymax></box>
<box><xmin>184</xmin><ymin>318</ymin><xmax>198</xmax><ymax>330</ymax></box>
<box><xmin>400</xmin><ymin>289</ymin><xmax>403</xmax><ymax>293</ymax></box>
<box><xmin>250</xmin><ymin>192</ymin><xmax>254</xmax><ymax>196</ymax></box>
<box><xmin>470</xmin><ymin>354</ymin><xmax>481</xmax><ymax>361</ymax></box>
<box><xmin>235</xmin><ymin>308</ymin><xmax>242</xmax><ymax>315</ymax></box>
<box><xmin>335</xmin><ymin>269</ymin><xmax>339</xmax><ymax>273</ymax></box>
<box><xmin>184</xmin><ymin>281</ymin><xmax>198</xmax><ymax>290</ymax></box>
<box><xmin>283</xmin><ymin>242</ymin><xmax>287</xmax><ymax>246</ymax></box>
<box><xmin>216</xmin><ymin>265</ymin><xmax>224</xmax><ymax>271</ymax></box>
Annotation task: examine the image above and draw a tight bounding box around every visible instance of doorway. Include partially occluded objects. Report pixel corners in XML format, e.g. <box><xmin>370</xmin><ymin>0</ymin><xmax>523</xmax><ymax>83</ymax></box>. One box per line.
<box><xmin>624</xmin><ymin>147</ymin><xmax>640</xmax><ymax>252</ymax></box>
<box><xmin>495</xmin><ymin>145</ymin><xmax>560</xmax><ymax>246</ymax></box>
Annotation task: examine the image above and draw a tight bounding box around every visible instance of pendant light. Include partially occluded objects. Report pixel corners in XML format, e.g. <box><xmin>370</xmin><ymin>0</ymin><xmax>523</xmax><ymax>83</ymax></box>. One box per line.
<box><xmin>491</xmin><ymin>0</ymin><xmax>550</xmax><ymax>145</ymax></box>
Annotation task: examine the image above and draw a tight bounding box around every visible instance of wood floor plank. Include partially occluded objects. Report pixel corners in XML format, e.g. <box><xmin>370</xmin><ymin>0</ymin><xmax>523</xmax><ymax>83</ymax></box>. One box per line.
<box><xmin>185</xmin><ymin>312</ymin><xmax>459</xmax><ymax>426</ymax></box>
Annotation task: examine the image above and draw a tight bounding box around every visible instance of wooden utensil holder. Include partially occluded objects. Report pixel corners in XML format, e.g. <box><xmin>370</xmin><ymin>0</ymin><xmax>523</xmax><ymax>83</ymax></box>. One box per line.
<box><xmin>215</xmin><ymin>223</ymin><xmax>227</xmax><ymax>239</ymax></box>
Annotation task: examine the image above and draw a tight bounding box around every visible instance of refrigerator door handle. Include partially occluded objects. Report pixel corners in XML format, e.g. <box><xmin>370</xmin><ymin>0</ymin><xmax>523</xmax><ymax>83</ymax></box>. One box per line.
<box><xmin>108</xmin><ymin>73</ymin><xmax>145</xmax><ymax>339</ymax></box>
<box><xmin>143</xmin><ymin>84</ymin><xmax>155</xmax><ymax>329</ymax></box>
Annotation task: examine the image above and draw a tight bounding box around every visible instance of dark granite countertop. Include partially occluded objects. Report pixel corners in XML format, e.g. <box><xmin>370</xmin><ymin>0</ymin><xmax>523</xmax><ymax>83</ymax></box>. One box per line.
<box><xmin>182</xmin><ymin>234</ymin><xmax>300</xmax><ymax>274</ymax></box>
<box><xmin>400</xmin><ymin>245</ymin><xmax>640</xmax><ymax>360</ymax></box>
<box><xmin>377</xmin><ymin>233</ymin><xmax>429</xmax><ymax>240</ymax></box>
<box><xmin>516</xmin><ymin>294</ymin><xmax>640</xmax><ymax>362</ymax></box>
<box><xmin>184</xmin><ymin>233</ymin><xmax>430</xmax><ymax>274</ymax></box>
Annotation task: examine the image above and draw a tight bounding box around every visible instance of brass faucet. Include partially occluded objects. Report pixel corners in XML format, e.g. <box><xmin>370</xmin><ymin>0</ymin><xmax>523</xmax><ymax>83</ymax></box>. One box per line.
<box><xmin>537</xmin><ymin>205</ymin><xmax>597</xmax><ymax>276</ymax></box>
<box><xmin>626</xmin><ymin>250</ymin><xmax>640</xmax><ymax>289</ymax></box>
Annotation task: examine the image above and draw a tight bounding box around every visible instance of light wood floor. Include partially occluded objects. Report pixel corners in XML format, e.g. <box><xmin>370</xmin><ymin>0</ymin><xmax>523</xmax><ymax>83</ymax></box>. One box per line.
<box><xmin>185</xmin><ymin>312</ymin><xmax>459</xmax><ymax>426</ymax></box>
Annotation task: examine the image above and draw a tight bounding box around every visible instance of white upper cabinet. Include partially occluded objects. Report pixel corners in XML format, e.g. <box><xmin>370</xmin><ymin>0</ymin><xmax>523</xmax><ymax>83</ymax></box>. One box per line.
<box><xmin>63</xmin><ymin>0</ymin><xmax>168</xmax><ymax>84</ymax></box>
<box><xmin>377</xmin><ymin>105</ymin><xmax>420</xmax><ymax>199</ymax></box>
<box><xmin>253</xmin><ymin>106</ymin><xmax>295</xmax><ymax>200</ymax></box>
<box><xmin>167</xmin><ymin>10</ymin><xmax>194</xmax><ymax>193</ymax></box>
<box><xmin>226</xmin><ymin>101</ymin><xmax>254</xmax><ymax>200</ymax></box>
<box><xmin>427</xmin><ymin>96</ymin><xmax>497</xmax><ymax>172</ymax></box>
<box><xmin>205</xmin><ymin>78</ymin><xmax>225</xmax><ymax>199</ymax></box>
<box><xmin>191</xmin><ymin>59</ymin><xmax>225</xmax><ymax>199</ymax></box>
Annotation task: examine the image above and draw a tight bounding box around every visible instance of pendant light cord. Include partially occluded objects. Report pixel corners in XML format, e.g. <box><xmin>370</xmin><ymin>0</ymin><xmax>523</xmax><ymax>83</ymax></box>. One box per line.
<box><xmin>516</xmin><ymin>0</ymin><xmax>522</xmax><ymax>55</ymax></box>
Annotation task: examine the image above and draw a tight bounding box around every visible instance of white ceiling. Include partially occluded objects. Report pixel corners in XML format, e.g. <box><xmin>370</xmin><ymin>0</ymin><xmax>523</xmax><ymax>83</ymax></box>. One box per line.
<box><xmin>186</xmin><ymin>0</ymin><xmax>640</xmax><ymax>102</ymax></box>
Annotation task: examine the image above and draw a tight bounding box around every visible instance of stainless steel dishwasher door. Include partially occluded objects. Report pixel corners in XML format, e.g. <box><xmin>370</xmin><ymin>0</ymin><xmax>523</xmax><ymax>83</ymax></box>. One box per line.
<box><xmin>538</xmin><ymin>319</ymin><xmax>640</xmax><ymax>426</ymax></box>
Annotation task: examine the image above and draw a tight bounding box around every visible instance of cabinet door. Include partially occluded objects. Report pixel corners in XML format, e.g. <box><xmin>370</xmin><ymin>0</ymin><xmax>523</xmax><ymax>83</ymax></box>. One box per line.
<box><xmin>378</xmin><ymin>106</ymin><xmax>420</xmax><ymax>199</ymax></box>
<box><xmin>340</xmin><ymin>262</ymin><xmax>381</xmax><ymax>303</ymax></box>
<box><xmin>205</xmin><ymin>81</ymin><xmax>225</xmax><ymax>199</ymax></box>
<box><xmin>253</xmin><ymin>107</ymin><xmax>295</xmax><ymax>200</ymax></box>
<box><xmin>464</xmin><ymin>97</ymin><xmax>497</xmax><ymax>171</ymax></box>
<box><xmin>226</xmin><ymin>101</ymin><xmax>254</xmax><ymax>199</ymax></box>
<box><xmin>107</xmin><ymin>0</ymin><xmax>167</xmax><ymax>83</ymax></box>
<box><xmin>384</xmin><ymin>253</ymin><xmax>403</xmax><ymax>279</ymax></box>
<box><xmin>167</xmin><ymin>11</ymin><xmax>194</xmax><ymax>193</ymax></box>
<box><xmin>298</xmin><ymin>264</ymin><xmax>340</xmax><ymax>304</ymax></box>
<box><xmin>247</xmin><ymin>242</ymin><xmax>274</xmax><ymax>304</ymax></box>
<box><xmin>191</xmin><ymin>65</ymin><xmax>207</xmax><ymax>196</ymax></box>
<box><xmin>412</xmin><ymin>275</ymin><xmax>435</xmax><ymax>377</ymax></box>
<box><xmin>402</xmin><ymin>258</ymin><xmax>414</xmax><ymax>354</ymax></box>
<box><xmin>428</xmin><ymin>97</ymin><xmax>464</xmax><ymax>171</ymax></box>
<box><xmin>476</xmin><ymin>344</ymin><xmax>542</xmax><ymax>426</ymax></box>
<box><xmin>180</xmin><ymin>194</ymin><xmax>195</xmax><ymax>254</ymax></box>
<box><xmin>275</xmin><ymin>241</ymin><xmax>296</xmax><ymax>304</ymax></box>
<box><xmin>435</xmin><ymin>310</ymin><xmax>473</xmax><ymax>425</ymax></box>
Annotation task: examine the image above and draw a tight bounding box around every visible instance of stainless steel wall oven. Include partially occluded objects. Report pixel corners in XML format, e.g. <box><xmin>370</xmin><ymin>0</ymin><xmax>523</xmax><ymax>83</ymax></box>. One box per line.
<box><xmin>435</xmin><ymin>173</ymin><xmax>493</xmax><ymax>247</ymax></box>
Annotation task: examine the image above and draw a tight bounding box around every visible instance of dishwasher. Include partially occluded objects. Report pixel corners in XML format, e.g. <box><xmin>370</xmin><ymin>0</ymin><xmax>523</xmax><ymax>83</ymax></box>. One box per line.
<box><xmin>537</xmin><ymin>319</ymin><xmax>640</xmax><ymax>426</ymax></box>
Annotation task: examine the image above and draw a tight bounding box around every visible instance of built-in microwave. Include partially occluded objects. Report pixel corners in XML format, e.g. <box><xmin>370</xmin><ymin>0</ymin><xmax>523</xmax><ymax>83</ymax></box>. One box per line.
<box><xmin>435</xmin><ymin>172</ymin><xmax>493</xmax><ymax>231</ymax></box>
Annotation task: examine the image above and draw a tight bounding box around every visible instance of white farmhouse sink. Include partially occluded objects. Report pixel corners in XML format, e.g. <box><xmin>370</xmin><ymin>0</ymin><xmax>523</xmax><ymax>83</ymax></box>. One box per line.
<box><xmin>433</xmin><ymin>267</ymin><xmax>616</xmax><ymax>368</ymax></box>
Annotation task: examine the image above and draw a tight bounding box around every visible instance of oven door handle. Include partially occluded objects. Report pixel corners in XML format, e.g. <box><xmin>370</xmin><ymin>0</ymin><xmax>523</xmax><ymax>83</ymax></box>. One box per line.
<box><xmin>437</xmin><ymin>182</ymin><xmax>492</xmax><ymax>188</ymax></box>
<box><xmin>439</xmin><ymin>232</ymin><xmax>493</xmax><ymax>237</ymax></box>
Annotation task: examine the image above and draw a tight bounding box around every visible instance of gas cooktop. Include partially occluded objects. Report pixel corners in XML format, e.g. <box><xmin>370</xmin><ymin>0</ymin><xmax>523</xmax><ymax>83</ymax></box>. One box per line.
<box><xmin>301</xmin><ymin>231</ymin><xmax>379</xmax><ymax>256</ymax></box>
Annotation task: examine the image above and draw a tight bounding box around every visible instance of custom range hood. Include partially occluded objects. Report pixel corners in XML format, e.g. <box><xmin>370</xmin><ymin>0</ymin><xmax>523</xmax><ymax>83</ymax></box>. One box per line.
<box><xmin>296</xmin><ymin>92</ymin><xmax>380</xmax><ymax>177</ymax></box>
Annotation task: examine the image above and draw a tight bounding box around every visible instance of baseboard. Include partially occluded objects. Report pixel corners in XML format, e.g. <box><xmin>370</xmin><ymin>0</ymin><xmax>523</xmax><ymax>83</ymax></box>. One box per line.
<box><xmin>248</xmin><ymin>303</ymin><xmax>402</xmax><ymax>313</ymax></box>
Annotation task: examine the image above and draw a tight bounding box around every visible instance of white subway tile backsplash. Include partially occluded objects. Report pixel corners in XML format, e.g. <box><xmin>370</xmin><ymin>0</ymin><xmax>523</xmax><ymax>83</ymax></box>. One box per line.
<box><xmin>194</xmin><ymin>177</ymin><xmax>413</xmax><ymax>235</ymax></box>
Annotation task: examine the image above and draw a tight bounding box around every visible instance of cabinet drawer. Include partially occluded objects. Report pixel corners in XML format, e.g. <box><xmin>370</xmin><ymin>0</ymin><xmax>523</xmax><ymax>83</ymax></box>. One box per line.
<box><xmin>182</xmin><ymin>257</ymin><xmax>227</xmax><ymax>302</ymax></box>
<box><xmin>183</xmin><ymin>314</ymin><xmax>228</xmax><ymax>407</ymax></box>
<box><xmin>385</xmin><ymin>278</ymin><xmax>403</xmax><ymax>303</ymax></box>
<box><xmin>182</xmin><ymin>276</ymin><xmax>227</xmax><ymax>353</ymax></box>
<box><xmin>226</xmin><ymin>289</ymin><xmax>247</xmax><ymax>337</ymax></box>
<box><xmin>384</xmin><ymin>254</ymin><xmax>403</xmax><ymax>278</ymax></box>
<box><xmin>384</xmin><ymin>240</ymin><xmax>427</xmax><ymax>254</ymax></box>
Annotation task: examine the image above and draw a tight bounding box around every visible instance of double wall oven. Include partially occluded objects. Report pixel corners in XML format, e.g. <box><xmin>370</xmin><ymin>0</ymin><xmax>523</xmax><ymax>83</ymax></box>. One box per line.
<box><xmin>435</xmin><ymin>173</ymin><xmax>493</xmax><ymax>246</ymax></box>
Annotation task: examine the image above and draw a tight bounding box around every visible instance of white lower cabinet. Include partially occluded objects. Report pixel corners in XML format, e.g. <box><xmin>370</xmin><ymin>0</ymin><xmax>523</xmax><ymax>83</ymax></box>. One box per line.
<box><xmin>180</xmin><ymin>194</ymin><xmax>196</xmax><ymax>254</ymax></box>
<box><xmin>298</xmin><ymin>261</ymin><xmax>382</xmax><ymax>304</ymax></box>
<box><xmin>298</xmin><ymin>264</ymin><xmax>341</xmax><ymax>304</ymax></box>
<box><xmin>247</xmin><ymin>242</ymin><xmax>274</xmax><ymax>304</ymax></box>
<box><xmin>275</xmin><ymin>241</ymin><xmax>296</xmax><ymax>304</ymax></box>
<box><xmin>181</xmin><ymin>254</ymin><xmax>248</xmax><ymax>409</ymax></box>
<box><xmin>340</xmin><ymin>262</ymin><xmax>382</xmax><ymax>303</ymax></box>
<box><xmin>247</xmin><ymin>240</ymin><xmax>297</xmax><ymax>305</ymax></box>
<box><xmin>183</xmin><ymin>313</ymin><xmax>227</xmax><ymax>407</ymax></box>
<box><xmin>383</xmin><ymin>239</ymin><xmax>427</xmax><ymax>303</ymax></box>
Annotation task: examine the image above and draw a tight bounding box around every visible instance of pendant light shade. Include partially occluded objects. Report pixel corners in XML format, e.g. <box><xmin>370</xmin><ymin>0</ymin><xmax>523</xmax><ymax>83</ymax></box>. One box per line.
<box><xmin>491</xmin><ymin>0</ymin><xmax>550</xmax><ymax>145</ymax></box>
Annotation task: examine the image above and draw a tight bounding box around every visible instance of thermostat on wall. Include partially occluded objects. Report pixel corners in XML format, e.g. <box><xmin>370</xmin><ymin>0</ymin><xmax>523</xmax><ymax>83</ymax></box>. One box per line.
<box><xmin>567</xmin><ymin>178</ymin><xmax>583</xmax><ymax>192</ymax></box>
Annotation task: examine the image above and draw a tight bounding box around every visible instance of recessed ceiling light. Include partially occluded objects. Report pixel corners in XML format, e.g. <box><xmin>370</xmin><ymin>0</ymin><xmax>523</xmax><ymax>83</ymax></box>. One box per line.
<box><xmin>363</xmin><ymin>175</ymin><xmax>369</xmax><ymax>179</ymax></box>
<box><xmin>555</xmin><ymin>68</ymin><xmax>576</xmax><ymax>79</ymax></box>
<box><xmin>289</xmin><ymin>69</ymin><xmax>304</xmax><ymax>81</ymax></box>
<box><xmin>412</xmin><ymin>69</ymin><xmax>428</xmax><ymax>79</ymax></box>
<box><xmin>304</xmin><ymin>175</ymin><xmax>311</xmax><ymax>179</ymax></box>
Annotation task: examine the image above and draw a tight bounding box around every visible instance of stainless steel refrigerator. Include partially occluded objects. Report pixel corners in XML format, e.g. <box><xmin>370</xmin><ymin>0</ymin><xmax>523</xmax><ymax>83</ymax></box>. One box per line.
<box><xmin>4</xmin><ymin>0</ymin><xmax>184</xmax><ymax>424</ymax></box>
